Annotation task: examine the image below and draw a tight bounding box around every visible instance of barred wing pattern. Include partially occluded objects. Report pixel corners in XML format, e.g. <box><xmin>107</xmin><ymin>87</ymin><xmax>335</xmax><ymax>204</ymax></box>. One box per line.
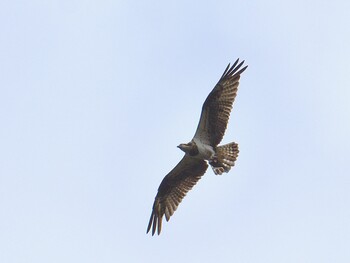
<box><xmin>147</xmin><ymin>156</ymin><xmax>208</xmax><ymax>235</ymax></box>
<box><xmin>194</xmin><ymin>59</ymin><xmax>248</xmax><ymax>146</ymax></box>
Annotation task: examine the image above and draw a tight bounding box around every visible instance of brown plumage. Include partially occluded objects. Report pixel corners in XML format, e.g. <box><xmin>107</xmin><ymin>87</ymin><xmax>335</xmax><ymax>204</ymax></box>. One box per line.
<box><xmin>194</xmin><ymin>59</ymin><xmax>247</xmax><ymax>146</ymax></box>
<box><xmin>147</xmin><ymin>59</ymin><xmax>247</xmax><ymax>235</ymax></box>
<box><xmin>147</xmin><ymin>157</ymin><xmax>208</xmax><ymax>235</ymax></box>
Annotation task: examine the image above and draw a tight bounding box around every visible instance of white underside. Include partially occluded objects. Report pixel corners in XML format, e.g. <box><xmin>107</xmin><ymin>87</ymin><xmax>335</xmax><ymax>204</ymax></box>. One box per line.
<box><xmin>192</xmin><ymin>138</ymin><xmax>215</xmax><ymax>160</ymax></box>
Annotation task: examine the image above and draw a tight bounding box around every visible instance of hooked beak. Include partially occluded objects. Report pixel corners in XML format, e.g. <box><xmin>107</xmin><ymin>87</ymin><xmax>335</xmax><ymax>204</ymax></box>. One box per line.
<box><xmin>177</xmin><ymin>144</ymin><xmax>185</xmax><ymax>150</ymax></box>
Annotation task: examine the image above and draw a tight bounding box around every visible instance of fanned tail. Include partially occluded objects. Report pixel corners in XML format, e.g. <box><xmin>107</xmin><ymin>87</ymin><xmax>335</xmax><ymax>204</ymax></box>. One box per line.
<box><xmin>209</xmin><ymin>142</ymin><xmax>239</xmax><ymax>175</ymax></box>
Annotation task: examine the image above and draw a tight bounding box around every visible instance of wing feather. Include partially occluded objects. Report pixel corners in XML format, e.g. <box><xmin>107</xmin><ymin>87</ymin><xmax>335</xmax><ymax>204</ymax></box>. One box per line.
<box><xmin>194</xmin><ymin>59</ymin><xmax>248</xmax><ymax>146</ymax></box>
<box><xmin>146</xmin><ymin>156</ymin><xmax>208</xmax><ymax>235</ymax></box>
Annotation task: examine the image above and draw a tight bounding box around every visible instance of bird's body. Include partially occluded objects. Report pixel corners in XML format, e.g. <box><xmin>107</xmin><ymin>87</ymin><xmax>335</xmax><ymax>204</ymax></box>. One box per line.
<box><xmin>179</xmin><ymin>139</ymin><xmax>215</xmax><ymax>159</ymax></box>
<box><xmin>147</xmin><ymin>59</ymin><xmax>248</xmax><ymax>235</ymax></box>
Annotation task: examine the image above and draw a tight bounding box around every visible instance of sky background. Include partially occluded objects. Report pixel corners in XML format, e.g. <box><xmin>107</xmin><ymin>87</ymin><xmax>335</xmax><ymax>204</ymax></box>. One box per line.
<box><xmin>1</xmin><ymin>1</ymin><xmax>350</xmax><ymax>262</ymax></box>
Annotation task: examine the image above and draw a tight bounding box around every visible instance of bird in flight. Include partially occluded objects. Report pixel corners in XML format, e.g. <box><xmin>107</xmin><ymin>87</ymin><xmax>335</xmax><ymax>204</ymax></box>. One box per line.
<box><xmin>147</xmin><ymin>59</ymin><xmax>248</xmax><ymax>235</ymax></box>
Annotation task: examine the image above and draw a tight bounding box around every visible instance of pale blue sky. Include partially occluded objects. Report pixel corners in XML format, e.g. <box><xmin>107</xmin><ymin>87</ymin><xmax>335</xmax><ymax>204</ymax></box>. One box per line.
<box><xmin>1</xmin><ymin>1</ymin><xmax>350</xmax><ymax>262</ymax></box>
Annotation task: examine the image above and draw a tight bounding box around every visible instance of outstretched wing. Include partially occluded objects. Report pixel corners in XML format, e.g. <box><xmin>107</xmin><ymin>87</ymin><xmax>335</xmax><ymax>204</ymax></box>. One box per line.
<box><xmin>147</xmin><ymin>156</ymin><xmax>208</xmax><ymax>235</ymax></box>
<box><xmin>194</xmin><ymin>59</ymin><xmax>248</xmax><ymax>146</ymax></box>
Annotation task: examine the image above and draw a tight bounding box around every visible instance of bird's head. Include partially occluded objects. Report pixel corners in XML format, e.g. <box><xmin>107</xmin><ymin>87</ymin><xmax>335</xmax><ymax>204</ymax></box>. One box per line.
<box><xmin>177</xmin><ymin>141</ymin><xmax>199</xmax><ymax>156</ymax></box>
<box><xmin>177</xmin><ymin>142</ymin><xmax>192</xmax><ymax>153</ymax></box>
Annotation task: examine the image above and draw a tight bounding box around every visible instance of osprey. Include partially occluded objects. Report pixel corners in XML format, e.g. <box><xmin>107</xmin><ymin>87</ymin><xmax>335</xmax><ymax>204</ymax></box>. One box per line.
<box><xmin>147</xmin><ymin>59</ymin><xmax>248</xmax><ymax>235</ymax></box>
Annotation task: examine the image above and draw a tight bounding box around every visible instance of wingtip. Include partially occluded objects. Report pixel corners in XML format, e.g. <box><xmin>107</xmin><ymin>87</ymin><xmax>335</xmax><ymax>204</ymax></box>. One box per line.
<box><xmin>157</xmin><ymin>215</ymin><xmax>162</xmax><ymax>235</ymax></box>
<box><xmin>152</xmin><ymin>214</ymin><xmax>157</xmax><ymax>235</ymax></box>
<box><xmin>147</xmin><ymin>212</ymin><xmax>159</xmax><ymax>236</ymax></box>
<box><xmin>221</xmin><ymin>63</ymin><xmax>231</xmax><ymax>78</ymax></box>
<box><xmin>146</xmin><ymin>213</ymin><xmax>153</xmax><ymax>234</ymax></box>
<box><xmin>220</xmin><ymin>58</ymin><xmax>248</xmax><ymax>79</ymax></box>
<box><xmin>232</xmin><ymin>58</ymin><xmax>240</xmax><ymax>68</ymax></box>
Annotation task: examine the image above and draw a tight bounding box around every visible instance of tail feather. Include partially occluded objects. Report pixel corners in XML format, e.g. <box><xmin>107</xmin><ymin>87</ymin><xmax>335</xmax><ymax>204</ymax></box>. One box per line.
<box><xmin>210</xmin><ymin>142</ymin><xmax>239</xmax><ymax>175</ymax></box>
